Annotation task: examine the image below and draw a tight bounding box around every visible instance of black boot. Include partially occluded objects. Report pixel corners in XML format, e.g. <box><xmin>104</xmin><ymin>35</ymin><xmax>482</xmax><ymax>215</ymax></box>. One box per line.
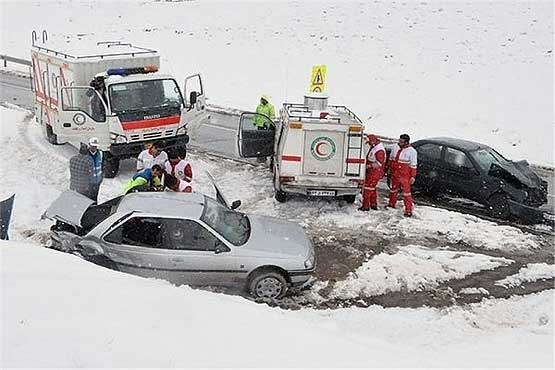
<box><xmin>357</xmin><ymin>207</ymin><xmax>369</xmax><ymax>212</ymax></box>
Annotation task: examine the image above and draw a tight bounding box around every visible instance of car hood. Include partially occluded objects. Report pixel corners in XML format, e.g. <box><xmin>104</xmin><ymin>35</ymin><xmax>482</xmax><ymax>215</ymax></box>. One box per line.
<box><xmin>243</xmin><ymin>214</ymin><xmax>312</xmax><ymax>258</ymax></box>
<box><xmin>494</xmin><ymin>160</ymin><xmax>542</xmax><ymax>189</ymax></box>
<box><xmin>42</xmin><ymin>190</ymin><xmax>95</xmax><ymax>228</ymax></box>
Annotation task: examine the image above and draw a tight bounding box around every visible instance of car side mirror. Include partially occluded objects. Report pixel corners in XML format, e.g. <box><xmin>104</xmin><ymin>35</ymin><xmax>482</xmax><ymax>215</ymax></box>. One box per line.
<box><xmin>189</xmin><ymin>91</ymin><xmax>198</xmax><ymax>106</ymax></box>
<box><xmin>231</xmin><ymin>200</ymin><xmax>241</xmax><ymax>210</ymax></box>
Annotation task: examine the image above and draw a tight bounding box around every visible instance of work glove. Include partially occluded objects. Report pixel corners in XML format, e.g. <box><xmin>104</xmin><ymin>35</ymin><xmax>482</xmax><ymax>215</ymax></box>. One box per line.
<box><xmin>410</xmin><ymin>177</ymin><xmax>415</xmax><ymax>185</ymax></box>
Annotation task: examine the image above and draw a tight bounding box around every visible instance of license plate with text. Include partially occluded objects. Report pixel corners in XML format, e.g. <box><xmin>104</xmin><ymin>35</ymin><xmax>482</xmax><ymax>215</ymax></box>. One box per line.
<box><xmin>308</xmin><ymin>190</ymin><xmax>336</xmax><ymax>197</ymax></box>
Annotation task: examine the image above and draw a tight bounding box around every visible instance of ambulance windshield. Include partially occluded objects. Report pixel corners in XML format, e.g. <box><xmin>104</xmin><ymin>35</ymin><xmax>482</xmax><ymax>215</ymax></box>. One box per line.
<box><xmin>108</xmin><ymin>79</ymin><xmax>183</xmax><ymax>114</ymax></box>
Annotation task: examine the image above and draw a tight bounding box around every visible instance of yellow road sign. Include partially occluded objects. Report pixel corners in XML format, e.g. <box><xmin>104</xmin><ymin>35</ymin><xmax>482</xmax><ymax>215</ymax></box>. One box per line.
<box><xmin>309</xmin><ymin>65</ymin><xmax>327</xmax><ymax>93</ymax></box>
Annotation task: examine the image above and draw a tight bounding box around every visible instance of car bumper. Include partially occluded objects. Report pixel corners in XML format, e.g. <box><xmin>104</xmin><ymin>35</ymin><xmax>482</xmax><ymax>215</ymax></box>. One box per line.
<box><xmin>281</xmin><ymin>184</ymin><xmax>361</xmax><ymax>197</ymax></box>
<box><xmin>508</xmin><ymin>199</ymin><xmax>552</xmax><ymax>224</ymax></box>
<box><xmin>288</xmin><ymin>269</ymin><xmax>315</xmax><ymax>288</ymax></box>
<box><xmin>109</xmin><ymin>134</ymin><xmax>190</xmax><ymax>159</ymax></box>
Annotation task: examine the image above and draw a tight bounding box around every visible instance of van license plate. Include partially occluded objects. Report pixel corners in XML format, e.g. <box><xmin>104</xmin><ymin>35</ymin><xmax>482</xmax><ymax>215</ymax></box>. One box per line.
<box><xmin>308</xmin><ymin>190</ymin><xmax>336</xmax><ymax>197</ymax></box>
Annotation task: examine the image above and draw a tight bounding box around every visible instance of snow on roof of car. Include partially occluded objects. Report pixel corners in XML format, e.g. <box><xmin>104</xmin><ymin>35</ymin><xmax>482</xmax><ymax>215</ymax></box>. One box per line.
<box><xmin>117</xmin><ymin>192</ymin><xmax>205</xmax><ymax>219</ymax></box>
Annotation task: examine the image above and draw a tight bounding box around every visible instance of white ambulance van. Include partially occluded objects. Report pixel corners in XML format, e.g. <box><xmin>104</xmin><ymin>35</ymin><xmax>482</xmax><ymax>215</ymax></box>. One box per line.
<box><xmin>31</xmin><ymin>33</ymin><xmax>208</xmax><ymax>177</ymax></box>
<box><xmin>237</xmin><ymin>93</ymin><xmax>366</xmax><ymax>203</ymax></box>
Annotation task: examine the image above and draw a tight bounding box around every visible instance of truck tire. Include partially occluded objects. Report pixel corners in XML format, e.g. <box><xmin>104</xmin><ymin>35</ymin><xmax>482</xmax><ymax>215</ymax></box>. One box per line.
<box><xmin>45</xmin><ymin>124</ymin><xmax>62</xmax><ymax>145</ymax></box>
<box><xmin>487</xmin><ymin>193</ymin><xmax>511</xmax><ymax>220</ymax></box>
<box><xmin>103</xmin><ymin>153</ymin><xmax>120</xmax><ymax>178</ymax></box>
<box><xmin>275</xmin><ymin>190</ymin><xmax>287</xmax><ymax>203</ymax></box>
<box><xmin>343</xmin><ymin>195</ymin><xmax>356</xmax><ymax>204</ymax></box>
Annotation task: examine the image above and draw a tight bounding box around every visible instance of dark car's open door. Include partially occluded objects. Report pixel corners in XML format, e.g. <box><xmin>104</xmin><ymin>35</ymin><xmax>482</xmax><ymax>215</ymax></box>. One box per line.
<box><xmin>237</xmin><ymin>112</ymin><xmax>275</xmax><ymax>158</ymax></box>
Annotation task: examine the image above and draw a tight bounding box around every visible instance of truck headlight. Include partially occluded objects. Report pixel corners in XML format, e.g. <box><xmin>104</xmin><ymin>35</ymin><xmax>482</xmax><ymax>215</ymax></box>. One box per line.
<box><xmin>304</xmin><ymin>259</ymin><xmax>314</xmax><ymax>269</ymax></box>
<box><xmin>176</xmin><ymin>125</ymin><xmax>187</xmax><ymax>136</ymax></box>
<box><xmin>110</xmin><ymin>133</ymin><xmax>128</xmax><ymax>144</ymax></box>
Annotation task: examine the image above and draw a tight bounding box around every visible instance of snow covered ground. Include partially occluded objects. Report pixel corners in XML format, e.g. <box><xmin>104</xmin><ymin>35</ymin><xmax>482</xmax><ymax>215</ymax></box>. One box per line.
<box><xmin>2</xmin><ymin>102</ymin><xmax>554</xmax><ymax>366</ymax></box>
<box><xmin>2</xmin><ymin>240</ymin><xmax>553</xmax><ymax>368</ymax></box>
<box><xmin>330</xmin><ymin>245</ymin><xmax>512</xmax><ymax>299</ymax></box>
<box><xmin>1</xmin><ymin>0</ymin><xmax>553</xmax><ymax>166</ymax></box>
<box><xmin>496</xmin><ymin>263</ymin><xmax>555</xmax><ymax>288</ymax></box>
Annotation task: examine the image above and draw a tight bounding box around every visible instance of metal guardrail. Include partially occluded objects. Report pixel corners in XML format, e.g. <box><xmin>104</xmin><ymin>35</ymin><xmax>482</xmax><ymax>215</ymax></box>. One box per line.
<box><xmin>0</xmin><ymin>54</ymin><xmax>31</xmax><ymax>67</ymax></box>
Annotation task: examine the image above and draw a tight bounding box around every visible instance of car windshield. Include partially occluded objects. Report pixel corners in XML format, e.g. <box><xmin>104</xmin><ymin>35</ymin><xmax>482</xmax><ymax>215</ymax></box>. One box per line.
<box><xmin>471</xmin><ymin>147</ymin><xmax>512</xmax><ymax>172</ymax></box>
<box><xmin>200</xmin><ymin>196</ymin><xmax>250</xmax><ymax>246</ymax></box>
<box><xmin>108</xmin><ymin>78</ymin><xmax>183</xmax><ymax>114</ymax></box>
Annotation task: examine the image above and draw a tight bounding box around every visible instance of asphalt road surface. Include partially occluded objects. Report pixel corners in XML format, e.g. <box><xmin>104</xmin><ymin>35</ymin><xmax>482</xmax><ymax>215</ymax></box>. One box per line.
<box><xmin>1</xmin><ymin>70</ymin><xmax>553</xmax><ymax>210</ymax></box>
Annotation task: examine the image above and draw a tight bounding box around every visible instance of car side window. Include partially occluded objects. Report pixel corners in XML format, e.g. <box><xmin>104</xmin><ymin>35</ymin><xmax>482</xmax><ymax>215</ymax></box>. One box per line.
<box><xmin>104</xmin><ymin>217</ymin><xmax>162</xmax><ymax>248</ymax></box>
<box><xmin>445</xmin><ymin>147</ymin><xmax>476</xmax><ymax>172</ymax></box>
<box><xmin>161</xmin><ymin>219</ymin><xmax>219</xmax><ymax>251</ymax></box>
<box><xmin>416</xmin><ymin>144</ymin><xmax>442</xmax><ymax>161</ymax></box>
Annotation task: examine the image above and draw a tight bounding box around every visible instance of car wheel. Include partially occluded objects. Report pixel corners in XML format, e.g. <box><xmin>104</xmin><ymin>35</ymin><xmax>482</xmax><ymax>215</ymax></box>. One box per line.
<box><xmin>275</xmin><ymin>190</ymin><xmax>287</xmax><ymax>203</ymax></box>
<box><xmin>103</xmin><ymin>152</ymin><xmax>120</xmax><ymax>178</ymax></box>
<box><xmin>343</xmin><ymin>195</ymin><xmax>356</xmax><ymax>204</ymax></box>
<box><xmin>249</xmin><ymin>270</ymin><xmax>288</xmax><ymax>299</ymax></box>
<box><xmin>488</xmin><ymin>193</ymin><xmax>511</xmax><ymax>220</ymax></box>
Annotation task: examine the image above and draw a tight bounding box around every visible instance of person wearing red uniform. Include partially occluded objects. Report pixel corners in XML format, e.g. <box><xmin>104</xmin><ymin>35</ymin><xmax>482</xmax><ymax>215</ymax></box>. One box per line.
<box><xmin>164</xmin><ymin>150</ymin><xmax>193</xmax><ymax>183</ymax></box>
<box><xmin>387</xmin><ymin>134</ymin><xmax>418</xmax><ymax>217</ymax></box>
<box><xmin>163</xmin><ymin>173</ymin><xmax>192</xmax><ymax>193</ymax></box>
<box><xmin>358</xmin><ymin>134</ymin><xmax>386</xmax><ymax>211</ymax></box>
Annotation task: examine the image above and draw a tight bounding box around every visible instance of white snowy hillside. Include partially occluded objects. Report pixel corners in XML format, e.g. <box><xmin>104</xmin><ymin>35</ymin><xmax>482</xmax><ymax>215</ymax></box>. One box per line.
<box><xmin>2</xmin><ymin>241</ymin><xmax>553</xmax><ymax>368</ymax></box>
<box><xmin>1</xmin><ymin>0</ymin><xmax>553</xmax><ymax>166</ymax></box>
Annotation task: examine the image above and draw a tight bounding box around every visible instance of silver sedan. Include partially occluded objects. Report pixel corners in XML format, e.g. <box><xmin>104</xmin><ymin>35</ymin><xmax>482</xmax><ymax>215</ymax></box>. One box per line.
<box><xmin>44</xmin><ymin>189</ymin><xmax>315</xmax><ymax>300</ymax></box>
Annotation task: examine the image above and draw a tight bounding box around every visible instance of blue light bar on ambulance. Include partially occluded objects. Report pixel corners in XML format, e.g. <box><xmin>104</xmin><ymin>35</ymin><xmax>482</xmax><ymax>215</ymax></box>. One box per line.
<box><xmin>106</xmin><ymin>65</ymin><xmax>159</xmax><ymax>76</ymax></box>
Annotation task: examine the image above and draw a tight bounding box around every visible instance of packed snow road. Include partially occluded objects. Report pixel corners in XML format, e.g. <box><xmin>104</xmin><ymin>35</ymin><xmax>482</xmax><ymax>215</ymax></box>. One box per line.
<box><xmin>1</xmin><ymin>106</ymin><xmax>553</xmax><ymax>311</ymax></box>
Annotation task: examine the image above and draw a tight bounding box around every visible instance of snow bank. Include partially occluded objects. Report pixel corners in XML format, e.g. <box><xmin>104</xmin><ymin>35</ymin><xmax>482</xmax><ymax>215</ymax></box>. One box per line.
<box><xmin>496</xmin><ymin>263</ymin><xmax>555</xmax><ymax>288</ymax></box>
<box><xmin>1</xmin><ymin>0</ymin><xmax>552</xmax><ymax>166</ymax></box>
<box><xmin>2</xmin><ymin>241</ymin><xmax>552</xmax><ymax>368</ymax></box>
<box><xmin>331</xmin><ymin>245</ymin><xmax>512</xmax><ymax>299</ymax></box>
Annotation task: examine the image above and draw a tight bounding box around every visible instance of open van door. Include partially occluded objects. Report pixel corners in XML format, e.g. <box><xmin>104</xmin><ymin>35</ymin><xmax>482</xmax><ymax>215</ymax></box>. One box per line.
<box><xmin>59</xmin><ymin>86</ymin><xmax>107</xmax><ymax>144</ymax></box>
<box><xmin>237</xmin><ymin>112</ymin><xmax>275</xmax><ymax>158</ymax></box>
<box><xmin>183</xmin><ymin>74</ymin><xmax>208</xmax><ymax>137</ymax></box>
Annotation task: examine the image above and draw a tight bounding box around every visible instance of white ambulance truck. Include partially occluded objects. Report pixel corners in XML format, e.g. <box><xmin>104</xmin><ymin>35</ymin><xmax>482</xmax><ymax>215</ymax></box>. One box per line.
<box><xmin>31</xmin><ymin>35</ymin><xmax>208</xmax><ymax>177</ymax></box>
<box><xmin>237</xmin><ymin>93</ymin><xmax>366</xmax><ymax>203</ymax></box>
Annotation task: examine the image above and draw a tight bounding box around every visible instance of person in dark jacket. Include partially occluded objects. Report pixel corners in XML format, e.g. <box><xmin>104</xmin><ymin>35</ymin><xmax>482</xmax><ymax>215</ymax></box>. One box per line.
<box><xmin>69</xmin><ymin>143</ymin><xmax>96</xmax><ymax>200</ymax></box>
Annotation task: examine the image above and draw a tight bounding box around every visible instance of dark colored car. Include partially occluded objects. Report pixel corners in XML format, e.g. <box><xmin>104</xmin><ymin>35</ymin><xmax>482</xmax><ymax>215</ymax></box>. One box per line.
<box><xmin>405</xmin><ymin>137</ymin><xmax>549</xmax><ymax>222</ymax></box>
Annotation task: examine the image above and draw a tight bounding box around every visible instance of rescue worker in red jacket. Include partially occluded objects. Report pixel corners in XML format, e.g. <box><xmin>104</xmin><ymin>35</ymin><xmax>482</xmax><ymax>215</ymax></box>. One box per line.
<box><xmin>387</xmin><ymin>134</ymin><xmax>418</xmax><ymax>217</ymax></box>
<box><xmin>358</xmin><ymin>134</ymin><xmax>386</xmax><ymax>211</ymax></box>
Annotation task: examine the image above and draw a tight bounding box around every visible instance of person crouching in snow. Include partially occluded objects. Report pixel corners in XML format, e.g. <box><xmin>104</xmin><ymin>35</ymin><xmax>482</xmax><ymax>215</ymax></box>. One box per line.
<box><xmin>123</xmin><ymin>165</ymin><xmax>164</xmax><ymax>194</ymax></box>
<box><xmin>358</xmin><ymin>134</ymin><xmax>386</xmax><ymax>211</ymax></box>
<box><xmin>164</xmin><ymin>149</ymin><xmax>193</xmax><ymax>183</ymax></box>
<box><xmin>163</xmin><ymin>173</ymin><xmax>192</xmax><ymax>193</ymax></box>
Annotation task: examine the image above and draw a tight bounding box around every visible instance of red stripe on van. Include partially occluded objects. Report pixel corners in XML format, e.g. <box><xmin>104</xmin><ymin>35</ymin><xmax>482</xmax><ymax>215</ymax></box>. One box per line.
<box><xmin>282</xmin><ymin>155</ymin><xmax>302</xmax><ymax>162</ymax></box>
<box><xmin>121</xmin><ymin>115</ymin><xmax>180</xmax><ymax>131</ymax></box>
<box><xmin>346</xmin><ymin>158</ymin><xmax>365</xmax><ymax>164</ymax></box>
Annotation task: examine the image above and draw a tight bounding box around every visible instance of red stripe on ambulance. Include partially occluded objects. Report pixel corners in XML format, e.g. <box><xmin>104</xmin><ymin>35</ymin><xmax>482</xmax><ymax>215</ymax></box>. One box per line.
<box><xmin>121</xmin><ymin>115</ymin><xmax>180</xmax><ymax>131</ymax></box>
<box><xmin>282</xmin><ymin>155</ymin><xmax>302</xmax><ymax>162</ymax></box>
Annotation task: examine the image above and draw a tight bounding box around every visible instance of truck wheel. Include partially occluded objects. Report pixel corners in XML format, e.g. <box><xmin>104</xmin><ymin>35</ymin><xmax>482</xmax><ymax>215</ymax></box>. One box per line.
<box><xmin>487</xmin><ymin>193</ymin><xmax>511</xmax><ymax>220</ymax></box>
<box><xmin>343</xmin><ymin>195</ymin><xmax>356</xmax><ymax>204</ymax></box>
<box><xmin>103</xmin><ymin>153</ymin><xmax>120</xmax><ymax>178</ymax></box>
<box><xmin>45</xmin><ymin>124</ymin><xmax>62</xmax><ymax>145</ymax></box>
<box><xmin>275</xmin><ymin>190</ymin><xmax>287</xmax><ymax>203</ymax></box>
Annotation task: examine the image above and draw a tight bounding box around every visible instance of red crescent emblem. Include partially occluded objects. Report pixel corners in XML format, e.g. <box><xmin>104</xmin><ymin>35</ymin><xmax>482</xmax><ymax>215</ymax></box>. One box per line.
<box><xmin>315</xmin><ymin>142</ymin><xmax>326</xmax><ymax>156</ymax></box>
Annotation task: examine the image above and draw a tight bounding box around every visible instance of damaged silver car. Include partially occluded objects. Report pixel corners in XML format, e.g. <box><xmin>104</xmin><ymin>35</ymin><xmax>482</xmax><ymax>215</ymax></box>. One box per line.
<box><xmin>43</xmin><ymin>179</ymin><xmax>315</xmax><ymax>300</ymax></box>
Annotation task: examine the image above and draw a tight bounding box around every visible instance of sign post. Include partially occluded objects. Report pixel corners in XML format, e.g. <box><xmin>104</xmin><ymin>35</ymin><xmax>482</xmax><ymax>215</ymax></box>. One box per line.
<box><xmin>309</xmin><ymin>65</ymin><xmax>327</xmax><ymax>93</ymax></box>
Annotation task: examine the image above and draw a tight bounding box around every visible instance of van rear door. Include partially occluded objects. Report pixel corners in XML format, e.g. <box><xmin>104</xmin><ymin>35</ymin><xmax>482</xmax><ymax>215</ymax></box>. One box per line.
<box><xmin>237</xmin><ymin>112</ymin><xmax>275</xmax><ymax>158</ymax></box>
<box><xmin>302</xmin><ymin>129</ymin><xmax>345</xmax><ymax>177</ymax></box>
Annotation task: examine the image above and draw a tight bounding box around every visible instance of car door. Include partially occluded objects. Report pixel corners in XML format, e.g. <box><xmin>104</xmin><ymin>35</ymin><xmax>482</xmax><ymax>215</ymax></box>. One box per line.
<box><xmin>237</xmin><ymin>112</ymin><xmax>275</xmax><ymax>158</ymax></box>
<box><xmin>159</xmin><ymin>218</ymin><xmax>241</xmax><ymax>287</ymax></box>
<box><xmin>442</xmin><ymin>146</ymin><xmax>483</xmax><ymax>199</ymax></box>
<box><xmin>182</xmin><ymin>74</ymin><xmax>208</xmax><ymax>136</ymax></box>
<box><xmin>413</xmin><ymin>143</ymin><xmax>443</xmax><ymax>191</ymax></box>
<box><xmin>58</xmin><ymin>86</ymin><xmax>107</xmax><ymax>145</ymax></box>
